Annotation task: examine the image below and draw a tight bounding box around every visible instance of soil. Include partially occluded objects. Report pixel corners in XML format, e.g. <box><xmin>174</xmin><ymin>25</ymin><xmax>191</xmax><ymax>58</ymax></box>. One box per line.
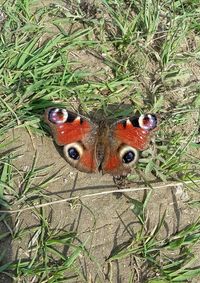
<box><xmin>1</xmin><ymin>128</ymin><xmax>200</xmax><ymax>282</ymax></box>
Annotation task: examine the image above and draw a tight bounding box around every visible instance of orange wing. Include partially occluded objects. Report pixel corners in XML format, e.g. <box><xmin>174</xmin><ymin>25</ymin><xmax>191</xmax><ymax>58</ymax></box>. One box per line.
<box><xmin>44</xmin><ymin>108</ymin><xmax>98</xmax><ymax>173</ymax></box>
<box><xmin>102</xmin><ymin>115</ymin><xmax>157</xmax><ymax>176</ymax></box>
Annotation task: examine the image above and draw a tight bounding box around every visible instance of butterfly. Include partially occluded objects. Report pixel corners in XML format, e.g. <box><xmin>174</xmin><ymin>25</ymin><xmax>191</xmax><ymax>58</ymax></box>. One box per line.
<box><xmin>44</xmin><ymin>108</ymin><xmax>157</xmax><ymax>176</ymax></box>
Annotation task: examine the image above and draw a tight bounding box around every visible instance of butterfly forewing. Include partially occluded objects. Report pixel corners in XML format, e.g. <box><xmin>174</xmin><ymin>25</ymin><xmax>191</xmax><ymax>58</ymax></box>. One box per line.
<box><xmin>45</xmin><ymin>108</ymin><xmax>99</xmax><ymax>173</ymax></box>
<box><xmin>101</xmin><ymin>115</ymin><xmax>157</xmax><ymax>175</ymax></box>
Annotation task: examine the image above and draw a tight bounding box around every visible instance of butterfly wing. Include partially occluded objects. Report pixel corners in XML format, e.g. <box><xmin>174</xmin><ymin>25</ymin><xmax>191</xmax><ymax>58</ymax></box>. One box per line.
<box><xmin>102</xmin><ymin>114</ymin><xmax>157</xmax><ymax>176</ymax></box>
<box><xmin>44</xmin><ymin>108</ymin><xmax>99</xmax><ymax>173</ymax></box>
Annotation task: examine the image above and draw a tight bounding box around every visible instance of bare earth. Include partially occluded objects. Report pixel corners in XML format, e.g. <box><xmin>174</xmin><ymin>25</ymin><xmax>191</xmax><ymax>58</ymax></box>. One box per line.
<box><xmin>0</xmin><ymin>127</ymin><xmax>199</xmax><ymax>282</ymax></box>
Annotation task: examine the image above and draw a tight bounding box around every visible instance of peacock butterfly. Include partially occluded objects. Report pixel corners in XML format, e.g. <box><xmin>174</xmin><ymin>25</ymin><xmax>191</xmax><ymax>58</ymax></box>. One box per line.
<box><xmin>44</xmin><ymin>108</ymin><xmax>157</xmax><ymax>176</ymax></box>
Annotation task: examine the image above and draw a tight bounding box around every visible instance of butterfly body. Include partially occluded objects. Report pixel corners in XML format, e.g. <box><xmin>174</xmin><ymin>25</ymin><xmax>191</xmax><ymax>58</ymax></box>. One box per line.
<box><xmin>45</xmin><ymin>108</ymin><xmax>157</xmax><ymax>176</ymax></box>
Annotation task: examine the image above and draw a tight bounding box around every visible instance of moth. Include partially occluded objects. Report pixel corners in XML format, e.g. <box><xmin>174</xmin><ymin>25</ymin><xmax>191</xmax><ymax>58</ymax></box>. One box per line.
<box><xmin>44</xmin><ymin>108</ymin><xmax>157</xmax><ymax>176</ymax></box>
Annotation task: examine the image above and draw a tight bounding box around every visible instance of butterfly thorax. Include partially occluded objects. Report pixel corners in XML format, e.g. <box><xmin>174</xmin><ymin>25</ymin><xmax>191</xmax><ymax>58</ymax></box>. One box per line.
<box><xmin>96</xmin><ymin>121</ymin><xmax>110</xmax><ymax>170</ymax></box>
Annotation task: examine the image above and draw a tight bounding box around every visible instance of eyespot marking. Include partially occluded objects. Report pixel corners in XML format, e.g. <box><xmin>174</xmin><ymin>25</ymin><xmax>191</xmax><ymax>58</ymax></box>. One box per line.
<box><xmin>68</xmin><ymin>147</ymin><xmax>80</xmax><ymax>160</ymax></box>
<box><xmin>63</xmin><ymin>142</ymin><xmax>83</xmax><ymax>162</ymax></box>
<box><xmin>138</xmin><ymin>114</ymin><xmax>157</xmax><ymax>130</ymax></box>
<box><xmin>119</xmin><ymin>146</ymin><xmax>139</xmax><ymax>166</ymax></box>
<box><xmin>48</xmin><ymin>108</ymin><xmax>68</xmax><ymax>124</ymax></box>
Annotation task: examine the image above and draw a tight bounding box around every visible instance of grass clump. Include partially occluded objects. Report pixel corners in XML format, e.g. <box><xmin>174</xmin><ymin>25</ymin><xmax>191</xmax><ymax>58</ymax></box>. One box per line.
<box><xmin>0</xmin><ymin>146</ymin><xmax>87</xmax><ymax>282</ymax></box>
<box><xmin>108</xmin><ymin>194</ymin><xmax>200</xmax><ymax>282</ymax></box>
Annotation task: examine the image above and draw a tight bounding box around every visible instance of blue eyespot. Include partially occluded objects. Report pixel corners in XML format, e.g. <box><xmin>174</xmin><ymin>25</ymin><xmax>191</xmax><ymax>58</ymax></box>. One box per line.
<box><xmin>122</xmin><ymin>151</ymin><xmax>135</xmax><ymax>164</ymax></box>
<box><xmin>68</xmin><ymin>147</ymin><xmax>80</xmax><ymax>160</ymax></box>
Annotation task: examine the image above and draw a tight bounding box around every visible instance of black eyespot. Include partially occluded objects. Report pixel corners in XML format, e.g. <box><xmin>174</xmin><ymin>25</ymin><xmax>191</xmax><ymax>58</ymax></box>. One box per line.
<box><xmin>122</xmin><ymin>151</ymin><xmax>135</xmax><ymax>164</ymax></box>
<box><xmin>68</xmin><ymin>147</ymin><xmax>80</xmax><ymax>160</ymax></box>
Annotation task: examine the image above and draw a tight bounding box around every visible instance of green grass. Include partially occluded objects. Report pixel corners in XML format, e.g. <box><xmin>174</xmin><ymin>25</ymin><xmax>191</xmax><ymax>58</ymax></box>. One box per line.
<box><xmin>108</xmin><ymin>194</ymin><xmax>200</xmax><ymax>282</ymax></box>
<box><xmin>0</xmin><ymin>0</ymin><xmax>200</xmax><ymax>282</ymax></box>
